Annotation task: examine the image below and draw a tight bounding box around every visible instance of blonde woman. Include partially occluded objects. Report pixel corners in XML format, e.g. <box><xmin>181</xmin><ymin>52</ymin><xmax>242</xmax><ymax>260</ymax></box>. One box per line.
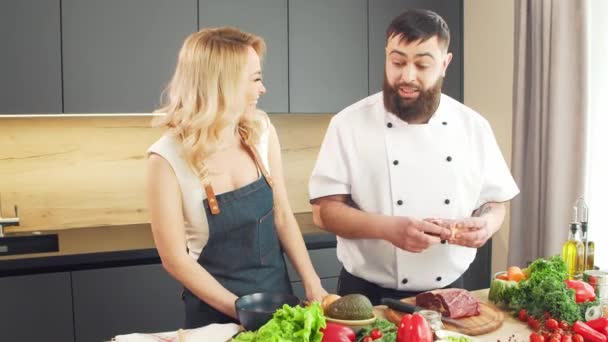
<box><xmin>147</xmin><ymin>27</ymin><xmax>327</xmax><ymax>328</ymax></box>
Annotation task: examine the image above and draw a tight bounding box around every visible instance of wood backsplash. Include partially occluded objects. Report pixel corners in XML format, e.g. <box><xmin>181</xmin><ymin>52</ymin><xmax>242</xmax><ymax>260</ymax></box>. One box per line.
<box><xmin>0</xmin><ymin>114</ymin><xmax>331</xmax><ymax>232</ymax></box>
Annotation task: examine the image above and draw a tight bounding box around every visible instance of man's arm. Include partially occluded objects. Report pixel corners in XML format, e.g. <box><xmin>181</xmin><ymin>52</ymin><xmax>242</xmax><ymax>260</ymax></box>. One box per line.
<box><xmin>312</xmin><ymin>195</ymin><xmax>451</xmax><ymax>253</ymax></box>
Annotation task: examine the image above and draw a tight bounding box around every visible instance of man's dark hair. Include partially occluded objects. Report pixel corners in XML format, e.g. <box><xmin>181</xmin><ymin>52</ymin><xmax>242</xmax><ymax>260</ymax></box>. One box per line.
<box><xmin>386</xmin><ymin>9</ymin><xmax>450</xmax><ymax>50</ymax></box>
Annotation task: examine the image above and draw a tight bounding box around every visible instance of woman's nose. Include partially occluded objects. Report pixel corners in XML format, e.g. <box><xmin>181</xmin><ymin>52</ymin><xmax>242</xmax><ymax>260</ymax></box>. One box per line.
<box><xmin>259</xmin><ymin>83</ymin><xmax>266</xmax><ymax>95</ymax></box>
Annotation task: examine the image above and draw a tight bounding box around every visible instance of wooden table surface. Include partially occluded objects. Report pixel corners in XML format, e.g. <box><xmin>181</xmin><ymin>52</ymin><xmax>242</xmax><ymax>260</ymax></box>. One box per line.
<box><xmin>373</xmin><ymin>289</ymin><xmax>532</xmax><ymax>342</ymax></box>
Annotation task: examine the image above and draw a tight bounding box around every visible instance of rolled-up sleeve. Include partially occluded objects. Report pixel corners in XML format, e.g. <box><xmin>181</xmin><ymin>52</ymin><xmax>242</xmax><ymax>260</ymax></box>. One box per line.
<box><xmin>476</xmin><ymin>120</ymin><xmax>520</xmax><ymax>208</ymax></box>
<box><xmin>309</xmin><ymin>117</ymin><xmax>352</xmax><ymax>202</ymax></box>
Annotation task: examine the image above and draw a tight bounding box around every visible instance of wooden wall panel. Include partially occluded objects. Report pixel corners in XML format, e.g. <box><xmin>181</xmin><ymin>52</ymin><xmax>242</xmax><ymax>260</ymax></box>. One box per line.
<box><xmin>0</xmin><ymin>114</ymin><xmax>331</xmax><ymax>232</ymax></box>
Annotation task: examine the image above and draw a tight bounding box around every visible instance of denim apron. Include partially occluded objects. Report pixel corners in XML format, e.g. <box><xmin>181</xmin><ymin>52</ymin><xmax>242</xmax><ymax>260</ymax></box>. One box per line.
<box><xmin>182</xmin><ymin>135</ymin><xmax>292</xmax><ymax>328</ymax></box>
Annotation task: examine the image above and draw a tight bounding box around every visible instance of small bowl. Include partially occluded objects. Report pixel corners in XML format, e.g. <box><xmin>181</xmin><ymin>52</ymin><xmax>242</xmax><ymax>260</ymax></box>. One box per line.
<box><xmin>235</xmin><ymin>292</ymin><xmax>300</xmax><ymax>331</ymax></box>
<box><xmin>325</xmin><ymin>315</ymin><xmax>376</xmax><ymax>332</ymax></box>
<box><xmin>435</xmin><ymin>329</ymin><xmax>480</xmax><ymax>342</ymax></box>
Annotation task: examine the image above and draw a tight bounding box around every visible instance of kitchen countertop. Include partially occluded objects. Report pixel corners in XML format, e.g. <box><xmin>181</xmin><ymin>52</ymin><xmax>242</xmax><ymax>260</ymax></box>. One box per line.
<box><xmin>0</xmin><ymin>213</ymin><xmax>335</xmax><ymax>277</ymax></box>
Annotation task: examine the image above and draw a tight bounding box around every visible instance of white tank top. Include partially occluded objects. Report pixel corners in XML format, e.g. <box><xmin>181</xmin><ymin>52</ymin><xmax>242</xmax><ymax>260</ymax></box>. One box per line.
<box><xmin>147</xmin><ymin>126</ymin><xmax>271</xmax><ymax>260</ymax></box>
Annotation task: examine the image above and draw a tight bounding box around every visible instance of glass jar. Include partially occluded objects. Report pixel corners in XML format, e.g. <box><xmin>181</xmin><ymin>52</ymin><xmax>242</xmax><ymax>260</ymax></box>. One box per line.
<box><xmin>418</xmin><ymin>309</ymin><xmax>443</xmax><ymax>332</ymax></box>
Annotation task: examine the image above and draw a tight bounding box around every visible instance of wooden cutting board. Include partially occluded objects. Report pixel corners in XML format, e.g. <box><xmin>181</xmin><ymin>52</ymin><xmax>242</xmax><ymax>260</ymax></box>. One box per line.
<box><xmin>383</xmin><ymin>297</ymin><xmax>504</xmax><ymax>336</ymax></box>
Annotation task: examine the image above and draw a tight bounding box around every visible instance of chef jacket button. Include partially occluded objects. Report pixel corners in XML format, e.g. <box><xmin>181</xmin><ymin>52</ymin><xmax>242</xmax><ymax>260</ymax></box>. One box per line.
<box><xmin>436</xmin><ymin>276</ymin><xmax>442</xmax><ymax>282</ymax></box>
<box><xmin>401</xmin><ymin>278</ymin><xmax>408</xmax><ymax>284</ymax></box>
<box><xmin>441</xmin><ymin>240</ymin><xmax>447</xmax><ymax>244</ymax></box>
<box><xmin>397</xmin><ymin>200</ymin><xmax>403</xmax><ymax>206</ymax></box>
<box><xmin>442</xmin><ymin>121</ymin><xmax>447</xmax><ymax>125</ymax></box>
<box><xmin>387</xmin><ymin>122</ymin><xmax>393</xmax><ymax>128</ymax></box>
<box><xmin>444</xmin><ymin>199</ymin><xmax>450</xmax><ymax>205</ymax></box>
<box><xmin>446</xmin><ymin>156</ymin><xmax>452</xmax><ymax>162</ymax></box>
<box><xmin>393</xmin><ymin>160</ymin><xmax>399</xmax><ymax>165</ymax></box>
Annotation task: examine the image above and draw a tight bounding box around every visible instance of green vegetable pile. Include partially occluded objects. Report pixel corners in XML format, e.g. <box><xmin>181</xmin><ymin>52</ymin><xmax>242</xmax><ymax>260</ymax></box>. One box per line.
<box><xmin>489</xmin><ymin>255</ymin><xmax>597</xmax><ymax>324</ymax></box>
<box><xmin>232</xmin><ymin>302</ymin><xmax>325</xmax><ymax>342</ymax></box>
<box><xmin>445</xmin><ymin>336</ymin><xmax>472</xmax><ymax>342</ymax></box>
<box><xmin>357</xmin><ymin>318</ymin><xmax>396</xmax><ymax>342</ymax></box>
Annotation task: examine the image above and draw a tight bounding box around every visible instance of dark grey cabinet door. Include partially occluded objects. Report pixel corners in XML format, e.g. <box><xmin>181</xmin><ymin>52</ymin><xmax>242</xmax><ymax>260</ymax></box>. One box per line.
<box><xmin>0</xmin><ymin>272</ymin><xmax>74</xmax><ymax>341</ymax></box>
<box><xmin>289</xmin><ymin>0</ymin><xmax>368</xmax><ymax>113</ymax></box>
<box><xmin>62</xmin><ymin>0</ymin><xmax>197</xmax><ymax>113</ymax></box>
<box><xmin>72</xmin><ymin>264</ymin><xmax>184</xmax><ymax>342</ymax></box>
<box><xmin>199</xmin><ymin>0</ymin><xmax>288</xmax><ymax>113</ymax></box>
<box><xmin>0</xmin><ymin>0</ymin><xmax>62</xmax><ymax>114</ymax></box>
<box><xmin>368</xmin><ymin>0</ymin><xmax>463</xmax><ymax>101</ymax></box>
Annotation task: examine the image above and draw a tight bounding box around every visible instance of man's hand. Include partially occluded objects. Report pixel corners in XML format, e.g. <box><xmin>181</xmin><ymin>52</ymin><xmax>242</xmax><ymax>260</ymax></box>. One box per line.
<box><xmin>384</xmin><ymin>216</ymin><xmax>452</xmax><ymax>253</ymax></box>
<box><xmin>431</xmin><ymin>217</ymin><xmax>490</xmax><ymax>248</ymax></box>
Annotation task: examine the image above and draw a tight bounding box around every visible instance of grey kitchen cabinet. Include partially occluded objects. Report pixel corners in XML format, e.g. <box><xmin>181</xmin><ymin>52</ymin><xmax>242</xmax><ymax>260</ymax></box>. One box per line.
<box><xmin>0</xmin><ymin>272</ymin><xmax>74</xmax><ymax>342</ymax></box>
<box><xmin>198</xmin><ymin>0</ymin><xmax>288</xmax><ymax>113</ymax></box>
<box><xmin>72</xmin><ymin>264</ymin><xmax>184</xmax><ymax>342</ymax></box>
<box><xmin>289</xmin><ymin>0</ymin><xmax>368</xmax><ymax>113</ymax></box>
<box><xmin>285</xmin><ymin>248</ymin><xmax>342</xmax><ymax>298</ymax></box>
<box><xmin>0</xmin><ymin>0</ymin><xmax>62</xmax><ymax>114</ymax></box>
<box><xmin>368</xmin><ymin>0</ymin><xmax>463</xmax><ymax>101</ymax></box>
<box><xmin>61</xmin><ymin>0</ymin><xmax>197</xmax><ymax>113</ymax></box>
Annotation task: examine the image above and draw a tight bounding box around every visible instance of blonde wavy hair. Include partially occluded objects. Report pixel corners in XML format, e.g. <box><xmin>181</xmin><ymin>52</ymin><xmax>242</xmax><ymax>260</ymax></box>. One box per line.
<box><xmin>154</xmin><ymin>27</ymin><xmax>267</xmax><ymax>182</ymax></box>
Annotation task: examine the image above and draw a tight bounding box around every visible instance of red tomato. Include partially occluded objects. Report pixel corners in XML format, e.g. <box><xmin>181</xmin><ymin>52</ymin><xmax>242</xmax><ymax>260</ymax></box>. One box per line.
<box><xmin>546</xmin><ymin>319</ymin><xmax>559</xmax><ymax>330</ymax></box>
<box><xmin>370</xmin><ymin>329</ymin><xmax>382</xmax><ymax>340</ymax></box>
<box><xmin>530</xmin><ymin>332</ymin><xmax>545</xmax><ymax>342</ymax></box>
<box><xmin>550</xmin><ymin>333</ymin><xmax>562</xmax><ymax>340</ymax></box>
<box><xmin>559</xmin><ymin>321</ymin><xmax>570</xmax><ymax>331</ymax></box>
<box><xmin>572</xmin><ymin>334</ymin><xmax>584</xmax><ymax>342</ymax></box>
<box><xmin>362</xmin><ymin>337</ymin><xmax>373</xmax><ymax>342</ymax></box>
<box><xmin>561</xmin><ymin>334</ymin><xmax>572</xmax><ymax>342</ymax></box>
<box><xmin>519</xmin><ymin>309</ymin><xmax>528</xmax><ymax>321</ymax></box>
<box><xmin>544</xmin><ymin>312</ymin><xmax>552</xmax><ymax>320</ymax></box>
<box><xmin>542</xmin><ymin>331</ymin><xmax>552</xmax><ymax>340</ymax></box>
<box><xmin>549</xmin><ymin>338</ymin><xmax>560</xmax><ymax>342</ymax></box>
<box><xmin>554</xmin><ymin>328</ymin><xmax>564</xmax><ymax>336</ymax></box>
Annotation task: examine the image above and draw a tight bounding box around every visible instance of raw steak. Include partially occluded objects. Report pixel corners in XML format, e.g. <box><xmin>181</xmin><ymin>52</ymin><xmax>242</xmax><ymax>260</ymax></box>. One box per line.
<box><xmin>415</xmin><ymin>288</ymin><xmax>480</xmax><ymax>318</ymax></box>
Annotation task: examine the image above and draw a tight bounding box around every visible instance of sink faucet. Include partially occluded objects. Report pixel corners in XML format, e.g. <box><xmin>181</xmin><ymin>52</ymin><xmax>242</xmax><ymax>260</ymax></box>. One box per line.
<box><xmin>0</xmin><ymin>194</ymin><xmax>20</xmax><ymax>237</ymax></box>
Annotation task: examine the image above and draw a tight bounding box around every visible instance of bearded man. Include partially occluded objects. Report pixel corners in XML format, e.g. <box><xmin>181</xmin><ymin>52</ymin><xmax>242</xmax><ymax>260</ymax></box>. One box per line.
<box><xmin>308</xmin><ymin>9</ymin><xmax>519</xmax><ymax>304</ymax></box>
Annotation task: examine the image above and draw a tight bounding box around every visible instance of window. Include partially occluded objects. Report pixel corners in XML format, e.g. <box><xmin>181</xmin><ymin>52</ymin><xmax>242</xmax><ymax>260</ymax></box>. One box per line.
<box><xmin>585</xmin><ymin>0</ymin><xmax>608</xmax><ymax>269</ymax></box>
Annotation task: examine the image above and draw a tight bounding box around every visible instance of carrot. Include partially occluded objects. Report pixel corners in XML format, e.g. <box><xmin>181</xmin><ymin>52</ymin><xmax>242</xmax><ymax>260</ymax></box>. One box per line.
<box><xmin>508</xmin><ymin>266</ymin><xmax>526</xmax><ymax>282</ymax></box>
<box><xmin>497</xmin><ymin>273</ymin><xmax>509</xmax><ymax>280</ymax></box>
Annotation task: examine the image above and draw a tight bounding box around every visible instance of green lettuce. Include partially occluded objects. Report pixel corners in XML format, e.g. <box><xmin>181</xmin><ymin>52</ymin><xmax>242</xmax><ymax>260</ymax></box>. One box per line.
<box><xmin>232</xmin><ymin>302</ymin><xmax>326</xmax><ymax>342</ymax></box>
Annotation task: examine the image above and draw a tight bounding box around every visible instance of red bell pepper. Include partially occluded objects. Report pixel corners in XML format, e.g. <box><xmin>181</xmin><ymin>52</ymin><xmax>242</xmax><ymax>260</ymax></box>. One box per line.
<box><xmin>396</xmin><ymin>313</ymin><xmax>433</xmax><ymax>342</ymax></box>
<box><xmin>321</xmin><ymin>322</ymin><xmax>355</xmax><ymax>342</ymax></box>
<box><xmin>587</xmin><ymin>318</ymin><xmax>608</xmax><ymax>332</ymax></box>
<box><xmin>573</xmin><ymin>321</ymin><xmax>607</xmax><ymax>342</ymax></box>
<box><xmin>565</xmin><ymin>280</ymin><xmax>596</xmax><ymax>303</ymax></box>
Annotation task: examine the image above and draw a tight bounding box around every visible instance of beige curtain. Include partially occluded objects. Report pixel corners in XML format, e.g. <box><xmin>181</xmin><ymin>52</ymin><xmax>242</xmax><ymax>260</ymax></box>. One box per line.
<box><xmin>508</xmin><ymin>0</ymin><xmax>588</xmax><ymax>267</ymax></box>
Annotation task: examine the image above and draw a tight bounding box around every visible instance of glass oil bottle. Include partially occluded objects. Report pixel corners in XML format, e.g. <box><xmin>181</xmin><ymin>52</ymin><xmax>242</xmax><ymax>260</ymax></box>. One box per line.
<box><xmin>562</xmin><ymin>206</ymin><xmax>584</xmax><ymax>280</ymax></box>
<box><xmin>576</xmin><ymin>197</ymin><xmax>595</xmax><ymax>271</ymax></box>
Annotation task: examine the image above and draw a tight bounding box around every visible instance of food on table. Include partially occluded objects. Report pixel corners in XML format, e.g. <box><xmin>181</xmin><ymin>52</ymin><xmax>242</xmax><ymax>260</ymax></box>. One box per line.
<box><xmin>321</xmin><ymin>322</ymin><xmax>355</xmax><ymax>342</ymax></box>
<box><xmin>326</xmin><ymin>294</ymin><xmax>374</xmax><ymax>320</ymax></box>
<box><xmin>415</xmin><ymin>289</ymin><xmax>480</xmax><ymax>318</ymax></box>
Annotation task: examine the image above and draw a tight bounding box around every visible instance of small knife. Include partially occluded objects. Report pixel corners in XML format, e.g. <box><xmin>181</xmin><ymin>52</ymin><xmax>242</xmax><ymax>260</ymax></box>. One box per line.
<box><xmin>380</xmin><ymin>297</ymin><xmax>467</xmax><ymax>328</ymax></box>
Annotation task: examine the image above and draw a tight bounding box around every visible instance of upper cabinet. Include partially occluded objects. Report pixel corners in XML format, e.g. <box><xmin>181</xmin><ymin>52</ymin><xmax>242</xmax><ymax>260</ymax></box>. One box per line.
<box><xmin>62</xmin><ymin>0</ymin><xmax>197</xmax><ymax>113</ymax></box>
<box><xmin>0</xmin><ymin>0</ymin><xmax>62</xmax><ymax>114</ymax></box>
<box><xmin>0</xmin><ymin>0</ymin><xmax>462</xmax><ymax>114</ymax></box>
<box><xmin>289</xmin><ymin>0</ymin><xmax>368</xmax><ymax>113</ymax></box>
<box><xmin>369</xmin><ymin>0</ymin><xmax>463</xmax><ymax>101</ymax></box>
<box><xmin>198</xmin><ymin>0</ymin><xmax>288</xmax><ymax>113</ymax></box>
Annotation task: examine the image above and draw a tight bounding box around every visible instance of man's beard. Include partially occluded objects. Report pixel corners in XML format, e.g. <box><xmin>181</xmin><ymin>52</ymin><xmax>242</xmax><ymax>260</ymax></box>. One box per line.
<box><xmin>383</xmin><ymin>76</ymin><xmax>443</xmax><ymax>123</ymax></box>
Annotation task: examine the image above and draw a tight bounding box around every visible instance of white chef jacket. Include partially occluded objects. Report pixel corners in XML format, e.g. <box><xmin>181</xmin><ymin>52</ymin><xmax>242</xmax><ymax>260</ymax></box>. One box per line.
<box><xmin>309</xmin><ymin>92</ymin><xmax>519</xmax><ymax>291</ymax></box>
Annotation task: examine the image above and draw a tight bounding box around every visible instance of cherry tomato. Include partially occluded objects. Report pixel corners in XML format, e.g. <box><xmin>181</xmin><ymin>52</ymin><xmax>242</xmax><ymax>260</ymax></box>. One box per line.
<box><xmin>554</xmin><ymin>328</ymin><xmax>564</xmax><ymax>336</ymax></box>
<box><xmin>542</xmin><ymin>330</ymin><xmax>552</xmax><ymax>340</ymax></box>
<box><xmin>549</xmin><ymin>338</ymin><xmax>560</xmax><ymax>342</ymax></box>
<box><xmin>561</xmin><ymin>334</ymin><xmax>572</xmax><ymax>342</ymax></box>
<box><xmin>546</xmin><ymin>319</ymin><xmax>559</xmax><ymax>330</ymax></box>
<box><xmin>544</xmin><ymin>312</ymin><xmax>552</xmax><ymax>320</ymax></box>
<box><xmin>362</xmin><ymin>337</ymin><xmax>373</xmax><ymax>342</ymax></box>
<box><xmin>370</xmin><ymin>329</ymin><xmax>383</xmax><ymax>340</ymax></box>
<box><xmin>530</xmin><ymin>332</ymin><xmax>545</xmax><ymax>342</ymax></box>
<box><xmin>559</xmin><ymin>320</ymin><xmax>570</xmax><ymax>331</ymax></box>
<box><xmin>572</xmin><ymin>334</ymin><xmax>584</xmax><ymax>342</ymax></box>
<box><xmin>519</xmin><ymin>309</ymin><xmax>528</xmax><ymax>321</ymax></box>
<box><xmin>550</xmin><ymin>333</ymin><xmax>562</xmax><ymax>340</ymax></box>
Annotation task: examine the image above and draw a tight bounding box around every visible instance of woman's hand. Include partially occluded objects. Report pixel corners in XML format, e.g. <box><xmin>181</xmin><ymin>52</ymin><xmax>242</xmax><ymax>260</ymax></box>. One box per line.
<box><xmin>304</xmin><ymin>281</ymin><xmax>329</xmax><ymax>303</ymax></box>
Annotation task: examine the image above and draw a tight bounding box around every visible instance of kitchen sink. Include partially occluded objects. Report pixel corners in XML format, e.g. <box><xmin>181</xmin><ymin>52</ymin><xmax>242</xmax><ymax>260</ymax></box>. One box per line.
<box><xmin>0</xmin><ymin>232</ymin><xmax>59</xmax><ymax>256</ymax></box>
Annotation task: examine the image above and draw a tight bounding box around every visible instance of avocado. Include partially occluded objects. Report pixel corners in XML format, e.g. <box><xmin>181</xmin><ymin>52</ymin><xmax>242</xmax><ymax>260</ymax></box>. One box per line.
<box><xmin>326</xmin><ymin>294</ymin><xmax>374</xmax><ymax>320</ymax></box>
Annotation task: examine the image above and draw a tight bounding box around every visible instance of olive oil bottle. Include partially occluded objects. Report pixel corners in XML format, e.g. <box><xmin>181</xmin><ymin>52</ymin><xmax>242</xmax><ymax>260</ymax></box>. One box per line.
<box><xmin>562</xmin><ymin>207</ymin><xmax>584</xmax><ymax>280</ymax></box>
<box><xmin>576</xmin><ymin>197</ymin><xmax>595</xmax><ymax>270</ymax></box>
